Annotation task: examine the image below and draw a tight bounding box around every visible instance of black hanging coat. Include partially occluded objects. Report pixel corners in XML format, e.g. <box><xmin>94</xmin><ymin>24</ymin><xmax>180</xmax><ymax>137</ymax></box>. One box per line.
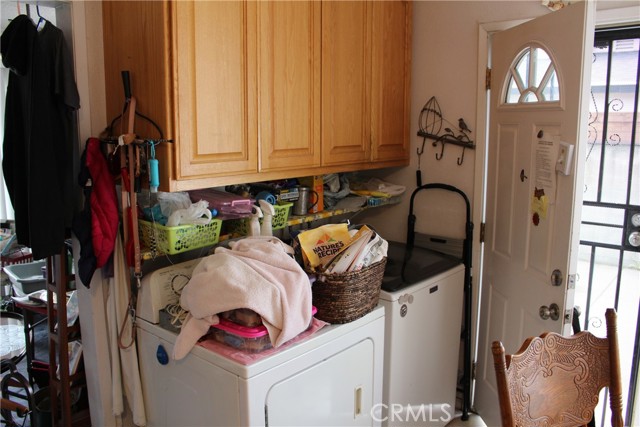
<box><xmin>1</xmin><ymin>15</ymin><xmax>80</xmax><ymax>259</ymax></box>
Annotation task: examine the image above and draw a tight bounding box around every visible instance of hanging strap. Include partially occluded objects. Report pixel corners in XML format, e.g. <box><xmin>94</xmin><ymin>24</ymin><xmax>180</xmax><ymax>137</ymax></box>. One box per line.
<box><xmin>118</xmin><ymin>96</ymin><xmax>142</xmax><ymax>350</ymax></box>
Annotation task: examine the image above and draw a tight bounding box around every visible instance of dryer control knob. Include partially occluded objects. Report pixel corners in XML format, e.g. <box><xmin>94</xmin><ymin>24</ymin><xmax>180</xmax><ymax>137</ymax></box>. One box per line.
<box><xmin>156</xmin><ymin>344</ymin><xmax>169</xmax><ymax>365</ymax></box>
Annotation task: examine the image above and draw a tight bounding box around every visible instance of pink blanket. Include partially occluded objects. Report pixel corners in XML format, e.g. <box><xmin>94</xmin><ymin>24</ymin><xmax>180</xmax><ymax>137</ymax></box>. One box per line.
<box><xmin>173</xmin><ymin>237</ymin><xmax>312</xmax><ymax>360</ymax></box>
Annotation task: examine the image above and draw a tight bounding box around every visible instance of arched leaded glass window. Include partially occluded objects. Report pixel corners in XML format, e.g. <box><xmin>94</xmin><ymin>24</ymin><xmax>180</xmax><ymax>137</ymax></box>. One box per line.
<box><xmin>504</xmin><ymin>44</ymin><xmax>560</xmax><ymax>104</ymax></box>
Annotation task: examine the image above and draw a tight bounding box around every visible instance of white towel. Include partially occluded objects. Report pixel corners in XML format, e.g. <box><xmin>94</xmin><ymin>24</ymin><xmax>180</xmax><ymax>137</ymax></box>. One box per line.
<box><xmin>107</xmin><ymin>233</ymin><xmax>146</xmax><ymax>426</ymax></box>
<box><xmin>173</xmin><ymin>237</ymin><xmax>312</xmax><ymax>360</ymax></box>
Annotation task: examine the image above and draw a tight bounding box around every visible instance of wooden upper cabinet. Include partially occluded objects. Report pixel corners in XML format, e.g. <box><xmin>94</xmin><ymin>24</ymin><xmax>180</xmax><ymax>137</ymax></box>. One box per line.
<box><xmin>258</xmin><ymin>1</ymin><xmax>321</xmax><ymax>172</ymax></box>
<box><xmin>173</xmin><ymin>1</ymin><xmax>258</xmax><ymax>179</ymax></box>
<box><xmin>321</xmin><ymin>1</ymin><xmax>372</xmax><ymax>166</ymax></box>
<box><xmin>102</xmin><ymin>1</ymin><xmax>411</xmax><ymax>191</ymax></box>
<box><xmin>371</xmin><ymin>1</ymin><xmax>412</xmax><ymax>162</ymax></box>
<box><xmin>322</xmin><ymin>1</ymin><xmax>411</xmax><ymax>166</ymax></box>
<box><xmin>102</xmin><ymin>1</ymin><xmax>173</xmax><ymax>191</ymax></box>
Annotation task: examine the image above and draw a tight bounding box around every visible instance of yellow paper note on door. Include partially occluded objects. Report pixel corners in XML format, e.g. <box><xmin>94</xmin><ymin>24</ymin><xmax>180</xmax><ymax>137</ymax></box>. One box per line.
<box><xmin>531</xmin><ymin>194</ymin><xmax>549</xmax><ymax>220</ymax></box>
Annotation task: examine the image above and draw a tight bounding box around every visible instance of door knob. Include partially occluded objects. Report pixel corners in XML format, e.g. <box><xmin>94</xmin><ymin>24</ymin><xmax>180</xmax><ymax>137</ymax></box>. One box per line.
<box><xmin>629</xmin><ymin>231</ymin><xmax>640</xmax><ymax>247</ymax></box>
<box><xmin>539</xmin><ymin>303</ymin><xmax>560</xmax><ymax>321</ymax></box>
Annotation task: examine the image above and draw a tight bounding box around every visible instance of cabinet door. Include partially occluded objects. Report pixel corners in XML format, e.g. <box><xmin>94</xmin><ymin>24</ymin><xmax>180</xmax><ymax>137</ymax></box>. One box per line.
<box><xmin>173</xmin><ymin>1</ymin><xmax>258</xmax><ymax>179</ymax></box>
<box><xmin>265</xmin><ymin>339</ymin><xmax>375</xmax><ymax>426</ymax></box>
<box><xmin>258</xmin><ymin>1</ymin><xmax>321</xmax><ymax>171</ymax></box>
<box><xmin>371</xmin><ymin>1</ymin><xmax>411</xmax><ymax>162</ymax></box>
<box><xmin>103</xmin><ymin>1</ymin><xmax>173</xmax><ymax>191</ymax></box>
<box><xmin>321</xmin><ymin>1</ymin><xmax>372</xmax><ymax>166</ymax></box>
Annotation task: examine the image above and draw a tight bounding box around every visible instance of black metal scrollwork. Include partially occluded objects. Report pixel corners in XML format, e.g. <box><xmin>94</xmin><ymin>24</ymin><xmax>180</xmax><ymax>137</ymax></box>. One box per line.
<box><xmin>416</xmin><ymin>96</ymin><xmax>475</xmax><ymax>180</ymax></box>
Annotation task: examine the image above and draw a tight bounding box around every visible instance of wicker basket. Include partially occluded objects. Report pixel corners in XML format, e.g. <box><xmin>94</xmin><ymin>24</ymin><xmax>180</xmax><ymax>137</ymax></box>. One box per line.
<box><xmin>310</xmin><ymin>258</ymin><xmax>387</xmax><ymax>324</ymax></box>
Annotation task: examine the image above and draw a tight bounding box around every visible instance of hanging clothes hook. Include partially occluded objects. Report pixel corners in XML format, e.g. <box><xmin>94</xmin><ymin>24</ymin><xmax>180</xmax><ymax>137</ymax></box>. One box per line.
<box><xmin>457</xmin><ymin>146</ymin><xmax>466</xmax><ymax>165</ymax></box>
<box><xmin>416</xmin><ymin>136</ymin><xmax>428</xmax><ymax>157</ymax></box>
<box><xmin>416</xmin><ymin>135</ymin><xmax>428</xmax><ymax>186</ymax></box>
<box><xmin>435</xmin><ymin>142</ymin><xmax>444</xmax><ymax>160</ymax></box>
<box><xmin>433</xmin><ymin>135</ymin><xmax>446</xmax><ymax>161</ymax></box>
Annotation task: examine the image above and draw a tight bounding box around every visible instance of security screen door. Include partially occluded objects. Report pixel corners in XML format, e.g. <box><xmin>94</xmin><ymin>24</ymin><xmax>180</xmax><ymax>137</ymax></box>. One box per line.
<box><xmin>577</xmin><ymin>25</ymin><xmax>640</xmax><ymax>426</ymax></box>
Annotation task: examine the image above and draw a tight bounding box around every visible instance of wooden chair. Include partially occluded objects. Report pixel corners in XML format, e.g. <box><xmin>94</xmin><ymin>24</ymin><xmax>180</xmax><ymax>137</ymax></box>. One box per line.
<box><xmin>1</xmin><ymin>362</ymin><xmax>33</xmax><ymax>427</ymax></box>
<box><xmin>492</xmin><ymin>308</ymin><xmax>624</xmax><ymax>427</ymax></box>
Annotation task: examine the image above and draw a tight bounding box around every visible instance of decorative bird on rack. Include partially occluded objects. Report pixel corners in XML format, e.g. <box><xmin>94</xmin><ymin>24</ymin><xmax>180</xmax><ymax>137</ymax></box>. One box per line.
<box><xmin>458</xmin><ymin>118</ymin><xmax>472</xmax><ymax>134</ymax></box>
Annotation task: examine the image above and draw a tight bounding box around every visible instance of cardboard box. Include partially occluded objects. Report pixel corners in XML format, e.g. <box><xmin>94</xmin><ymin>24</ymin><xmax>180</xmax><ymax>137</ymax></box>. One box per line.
<box><xmin>298</xmin><ymin>175</ymin><xmax>324</xmax><ymax>213</ymax></box>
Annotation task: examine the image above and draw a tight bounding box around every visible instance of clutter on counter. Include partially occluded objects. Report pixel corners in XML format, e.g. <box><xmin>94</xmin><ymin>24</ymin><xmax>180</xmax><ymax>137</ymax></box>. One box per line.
<box><xmin>136</xmin><ymin>174</ymin><xmax>404</xmax><ymax>349</ymax></box>
<box><xmin>294</xmin><ymin>223</ymin><xmax>389</xmax><ymax>324</ymax></box>
<box><xmin>139</xmin><ymin>218</ymin><xmax>222</xmax><ymax>255</ymax></box>
<box><xmin>296</xmin><ymin>223</ymin><xmax>388</xmax><ymax>273</ymax></box>
<box><xmin>209</xmin><ymin>306</ymin><xmax>318</xmax><ymax>353</ymax></box>
<box><xmin>141</xmin><ymin>174</ymin><xmax>407</xmax><ymax>247</ymax></box>
<box><xmin>197</xmin><ymin>317</ymin><xmax>327</xmax><ymax>365</ymax></box>
<box><xmin>349</xmin><ymin>176</ymin><xmax>406</xmax><ymax>198</ymax></box>
<box><xmin>173</xmin><ymin>236</ymin><xmax>312</xmax><ymax>360</ymax></box>
<box><xmin>188</xmin><ymin>188</ymin><xmax>253</xmax><ymax>219</ymax></box>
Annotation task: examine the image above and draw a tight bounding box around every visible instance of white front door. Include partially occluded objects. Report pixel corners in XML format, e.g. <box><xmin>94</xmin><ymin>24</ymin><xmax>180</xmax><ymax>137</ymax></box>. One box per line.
<box><xmin>474</xmin><ymin>2</ymin><xmax>595</xmax><ymax>424</ymax></box>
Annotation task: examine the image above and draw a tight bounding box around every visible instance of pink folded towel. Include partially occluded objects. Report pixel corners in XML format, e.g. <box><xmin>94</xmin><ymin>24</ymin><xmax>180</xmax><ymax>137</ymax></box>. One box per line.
<box><xmin>173</xmin><ymin>237</ymin><xmax>312</xmax><ymax>360</ymax></box>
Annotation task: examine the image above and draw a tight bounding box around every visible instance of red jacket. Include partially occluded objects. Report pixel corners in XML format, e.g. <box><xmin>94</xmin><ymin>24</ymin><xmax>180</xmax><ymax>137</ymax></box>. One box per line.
<box><xmin>73</xmin><ymin>138</ymin><xmax>119</xmax><ymax>285</ymax></box>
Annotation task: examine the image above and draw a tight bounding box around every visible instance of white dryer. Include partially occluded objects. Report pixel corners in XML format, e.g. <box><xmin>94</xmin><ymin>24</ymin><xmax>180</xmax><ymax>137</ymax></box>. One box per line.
<box><xmin>378</xmin><ymin>241</ymin><xmax>465</xmax><ymax>427</ymax></box>
<box><xmin>136</xmin><ymin>259</ymin><xmax>386</xmax><ymax>427</ymax></box>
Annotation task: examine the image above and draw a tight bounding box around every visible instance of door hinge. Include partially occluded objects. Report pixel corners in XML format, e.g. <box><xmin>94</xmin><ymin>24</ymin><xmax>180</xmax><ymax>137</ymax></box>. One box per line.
<box><xmin>472</xmin><ymin>361</ymin><xmax>477</xmax><ymax>381</ymax></box>
<box><xmin>479</xmin><ymin>222</ymin><xmax>486</xmax><ymax>243</ymax></box>
<box><xmin>485</xmin><ymin>68</ymin><xmax>491</xmax><ymax>90</ymax></box>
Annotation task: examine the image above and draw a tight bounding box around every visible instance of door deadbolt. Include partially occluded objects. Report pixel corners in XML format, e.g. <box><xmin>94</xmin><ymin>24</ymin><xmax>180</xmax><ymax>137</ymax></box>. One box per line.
<box><xmin>539</xmin><ymin>303</ymin><xmax>560</xmax><ymax>321</ymax></box>
<box><xmin>551</xmin><ymin>269</ymin><xmax>563</xmax><ymax>287</ymax></box>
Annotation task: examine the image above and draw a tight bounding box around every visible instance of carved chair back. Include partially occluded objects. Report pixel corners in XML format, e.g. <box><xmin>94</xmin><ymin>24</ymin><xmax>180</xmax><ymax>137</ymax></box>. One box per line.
<box><xmin>492</xmin><ymin>308</ymin><xmax>623</xmax><ymax>427</ymax></box>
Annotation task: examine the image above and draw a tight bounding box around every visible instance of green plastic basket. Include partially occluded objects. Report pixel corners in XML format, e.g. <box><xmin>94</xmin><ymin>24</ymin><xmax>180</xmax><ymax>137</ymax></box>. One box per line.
<box><xmin>139</xmin><ymin>219</ymin><xmax>222</xmax><ymax>254</ymax></box>
<box><xmin>271</xmin><ymin>202</ymin><xmax>293</xmax><ymax>230</ymax></box>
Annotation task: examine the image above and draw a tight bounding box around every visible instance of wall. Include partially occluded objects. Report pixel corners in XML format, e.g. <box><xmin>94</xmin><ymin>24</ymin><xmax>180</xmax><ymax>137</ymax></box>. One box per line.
<box><xmin>70</xmin><ymin>2</ymin><xmax>119</xmax><ymax>426</ymax></box>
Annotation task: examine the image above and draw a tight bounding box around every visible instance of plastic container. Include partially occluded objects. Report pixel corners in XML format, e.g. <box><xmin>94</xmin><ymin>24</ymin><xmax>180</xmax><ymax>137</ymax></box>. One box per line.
<box><xmin>139</xmin><ymin>219</ymin><xmax>222</xmax><ymax>255</ymax></box>
<box><xmin>3</xmin><ymin>260</ymin><xmax>47</xmax><ymax>296</ymax></box>
<box><xmin>219</xmin><ymin>308</ymin><xmax>263</xmax><ymax>327</ymax></box>
<box><xmin>210</xmin><ymin>319</ymin><xmax>272</xmax><ymax>353</ymax></box>
<box><xmin>188</xmin><ymin>189</ymin><xmax>253</xmax><ymax>219</ymax></box>
<box><xmin>211</xmin><ymin>306</ymin><xmax>317</xmax><ymax>353</ymax></box>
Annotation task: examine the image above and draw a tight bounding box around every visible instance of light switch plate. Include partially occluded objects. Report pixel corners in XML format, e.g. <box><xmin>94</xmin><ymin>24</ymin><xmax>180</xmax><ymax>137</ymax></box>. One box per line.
<box><xmin>556</xmin><ymin>141</ymin><xmax>574</xmax><ymax>175</ymax></box>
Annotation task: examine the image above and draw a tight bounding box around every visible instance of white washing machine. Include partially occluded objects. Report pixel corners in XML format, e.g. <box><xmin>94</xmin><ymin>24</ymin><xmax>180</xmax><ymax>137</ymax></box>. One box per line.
<box><xmin>378</xmin><ymin>241</ymin><xmax>465</xmax><ymax>427</ymax></box>
<box><xmin>136</xmin><ymin>258</ymin><xmax>385</xmax><ymax>427</ymax></box>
